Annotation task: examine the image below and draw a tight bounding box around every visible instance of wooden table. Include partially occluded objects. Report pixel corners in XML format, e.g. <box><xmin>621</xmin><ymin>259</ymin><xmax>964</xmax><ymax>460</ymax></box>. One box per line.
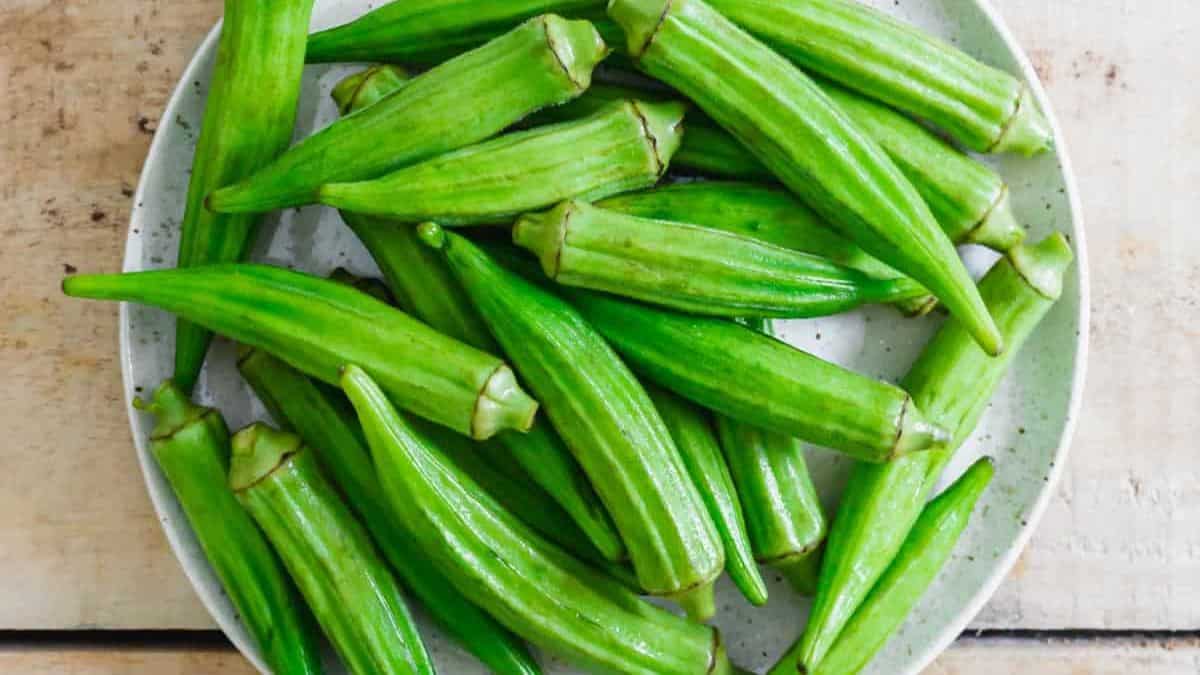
<box><xmin>3</xmin><ymin>0</ymin><xmax>1198</xmax><ymax>671</ymax></box>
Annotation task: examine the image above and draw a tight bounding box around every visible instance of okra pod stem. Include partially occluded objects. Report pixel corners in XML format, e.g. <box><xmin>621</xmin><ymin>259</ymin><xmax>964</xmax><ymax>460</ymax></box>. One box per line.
<box><xmin>420</xmin><ymin>224</ymin><xmax>724</xmax><ymax>619</ymax></box>
<box><xmin>343</xmin><ymin>365</ymin><xmax>733</xmax><ymax>675</ymax></box>
<box><xmin>63</xmin><ymin>264</ymin><xmax>538</xmax><ymax>439</ymax></box>
<box><xmin>208</xmin><ymin>15</ymin><xmax>607</xmax><ymax>212</ymax></box>
<box><xmin>135</xmin><ymin>382</ymin><xmax>322</xmax><ymax>675</ymax></box>
<box><xmin>514</xmin><ymin>200</ymin><xmax>927</xmax><ymax>318</ymax></box>
<box><xmin>319</xmin><ymin>99</ymin><xmax>684</xmax><ymax>226</ymax></box>
<box><xmin>172</xmin><ymin>0</ymin><xmax>313</xmax><ymax>392</ymax></box>
<box><xmin>778</xmin><ymin>233</ymin><xmax>1073</xmax><ymax>672</ymax></box>
<box><xmin>236</xmin><ymin>348</ymin><xmax>542</xmax><ymax>675</ymax></box>
<box><xmin>810</xmin><ymin>458</ymin><xmax>994</xmax><ymax>675</ymax></box>
<box><xmin>330</xmin><ymin>64</ymin><xmax>412</xmax><ymax>117</ymax></box>
<box><xmin>230</xmin><ymin>425</ymin><xmax>434</xmax><ymax>675</ymax></box>
<box><xmin>609</xmin><ymin>0</ymin><xmax>1004</xmax><ymax>355</ymax></box>
<box><xmin>648</xmin><ymin>384</ymin><xmax>769</xmax><ymax>607</ymax></box>
<box><xmin>705</xmin><ymin>0</ymin><xmax>1052</xmax><ymax>155</ymax></box>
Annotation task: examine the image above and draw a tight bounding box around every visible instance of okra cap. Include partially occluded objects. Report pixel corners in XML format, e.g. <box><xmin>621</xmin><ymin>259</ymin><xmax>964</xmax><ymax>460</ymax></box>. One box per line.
<box><xmin>892</xmin><ymin>397</ymin><xmax>952</xmax><ymax>459</ymax></box>
<box><xmin>1007</xmin><ymin>232</ymin><xmax>1074</xmax><ymax>301</ymax></box>
<box><xmin>630</xmin><ymin>99</ymin><xmax>688</xmax><ymax>173</ymax></box>
<box><xmin>542</xmin><ymin>14</ymin><xmax>611</xmax><ymax>93</ymax></box>
<box><xmin>133</xmin><ymin>379</ymin><xmax>209</xmax><ymax>441</ymax></box>
<box><xmin>229</xmin><ymin>423</ymin><xmax>304</xmax><ymax>492</ymax></box>
<box><xmin>991</xmin><ymin>87</ymin><xmax>1053</xmax><ymax>157</ymax></box>
<box><xmin>330</xmin><ymin>65</ymin><xmax>412</xmax><ymax>116</ymax></box>
<box><xmin>512</xmin><ymin>201</ymin><xmax>576</xmax><ymax>279</ymax></box>
<box><xmin>607</xmin><ymin>0</ymin><xmax>672</xmax><ymax>58</ymax></box>
<box><xmin>967</xmin><ymin>185</ymin><xmax>1027</xmax><ymax>252</ymax></box>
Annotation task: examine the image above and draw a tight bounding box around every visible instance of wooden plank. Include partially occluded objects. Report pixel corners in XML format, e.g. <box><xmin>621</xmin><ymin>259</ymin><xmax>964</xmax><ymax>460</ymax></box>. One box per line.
<box><xmin>0</xmin><ymin>645</ymin><xmax>255</xmax><ymax>675</ymax></box>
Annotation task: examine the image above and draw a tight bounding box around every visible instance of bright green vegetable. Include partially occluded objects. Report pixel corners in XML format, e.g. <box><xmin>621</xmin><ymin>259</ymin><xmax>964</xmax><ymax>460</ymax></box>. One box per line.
<box><xmin>343</xmin><ymin>365</ymin><xmax>734</xmax><ymax>675</ymax></box>
<box><xmin>172</xmin><ymin>0</ymin><xmax>314</xmax><ymax>393</ymax></box>
<box><xmin>420</xmin><ymin>224</ymin><xmax>724</xmax><ymax>619</ymax></box>
<box><xmin>326</xmin><ymin>267</ymin><xmax>393</xmax><ymax>303</ymax></box>
<box><xmin>705</xmin><ymin>0</ymin><xmax>1052</xmax><ymax>155</ymax></box>
<box><xmin>647</xmin><ymin>384</ymin><xmax>768</xmax><ymax>607</ymax></box>
<box><xmin>810</xmin><ymin>458</ymin><xmax>995</xmax><ymax>675</ymax></box>
<box><xmin>207</xmin><ymin>15</ymin><xmax>607</xmax><ymax>213</ymax></box>
<box><xmin>230</xmin><ymin>424</ymin><xmax>433</xmax><ymax>675</ymax></box>
<box><xmin>330</xmin><ymin>63</ymin><xmax>412</xmax><ymax>117</ymax></box>
<box><xmin>62</xmin><ymin>265</ymin><xmax>537</xmax><ymax>440</ymax></box>
<box><xmin>609</xmin><ymin>0</ymin><xmax>1003</xmax><ymax>355</ymax></box>
<box><xmin>134</xmin><ymin>381</ymin><xmax>321</xmax><ymax>675</ymax></box>
<box><xmin>236</xmin><ymin>347</ymin><xmax>542</xmax><ymax>675</ymax></box>
<box><xmin>514</xmin><ymin>199</ymin><xmax>927</xmax><ymax>318</ymax></box>
<box><xmin>319</xmin><ymin>99</ymin><xmax>684</xmax><ymax>225</ymax></box>
<box><xmin>776</xmin><ymin>233</ymin><xmax>1074</xmax><ymax>673</ymax></box>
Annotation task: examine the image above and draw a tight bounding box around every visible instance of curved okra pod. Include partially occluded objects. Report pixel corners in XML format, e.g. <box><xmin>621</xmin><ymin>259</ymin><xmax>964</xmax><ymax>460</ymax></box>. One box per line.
<box><xmin>647</xmin><ymin>384</ymin><xmax>768</xmax><ymax>607</ymax></box>
<box><xmin>236</xmin><ymin>348</ymin><xmax>542</xmax><ymax>675</ymax></box>
<box><xmin>207</xmin><ymin>15</ymin><xmax>607</xmax><ymax>213</ymax></box>
<box><xmin>777</xmin><ymin>233</ymin><xmax>1074</xmax><ymax>673</ymax></box>
<box><xmin>62</xmin><ymin>264</ymin><xmax>537</xmax><ymax>440</ymax></box>
<box><xmin>705</xmin><ymin>0</ymin><xmax>1052</xmax><ymax>155</ymax></box>
<box><xmin>343</xmin><ymin>365</ymin><xmax>733</xmax><ymax>674</ymax></box>
<box><xmin>811</xmin><ymin>458</ymin><xmax>995</xmax><ymax>675</ymax></box>
<box><xmin>172</xmin><ymin>0</ymin><xmax>314</xmax><ymax>393</ymax></box>
<box><xmin>514</xmin><ymin>200</ymin><xmax>927</xmax><ymax>318</ymax></box>
<box><xmin>230</xmin><ymin>425</ymin><xmax>434</xmax><ymax>675</ymax></box>
<box><xmin>419</xmin><ymin>224</ymin><xmax>724</xmax><ymax>619</ymax></box>
<box><xmin>135</xmin><ymin>382</ymin><xmax>322</xmax><ymax>675</ymax></box>
<box><xmin>319</xmin><ymin>99</ymin><xmax>685</xmax><ymax>226</ymax></box>
<box><xmin>609</xmin><ymin>0</ymin><xmax>1003</xmax><ymax>355</ymax></box>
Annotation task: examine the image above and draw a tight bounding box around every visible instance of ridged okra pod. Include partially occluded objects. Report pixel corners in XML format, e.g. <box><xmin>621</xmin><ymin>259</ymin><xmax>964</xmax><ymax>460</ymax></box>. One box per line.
<box><xmin>172</xmin><ymin>0</ymin><xmax>313</xmax><ymax>392</ymax></box>
<box><xmin>307</xmin><ymin>0</ymin><xmax>605</xmax><ymax>64</ymax></box>
<box><xmin>326</xmin><ymin>67</ymin><xmax>625</xmax><ymax>562</ymax></box>
<box><xmin>207</xmin><ymin>15</ymin><xmax>607</xmax><ymax>213</ymax></box>
<box><xmin>706</xmin><ymin>0</ymin><xmax>1052</xmax><ymax>155</ymax></box>
<box><xmin>319</xmin><ymin>99</ymin><xmax>684</xmax><ymax>225</ymax></box>
<box><xmin>810</xmin><ymin>458</ymin><xmax>995</xmax><ymax>675</ymax></box>
<box><xmin>778</xmin><ymin>233</ymin><xmax>1074</xmax><ymax>672</ymax></box>
<box><xmin>62</xmin><ymin>265</ymin><xmax>537</xmax><ymax>440</ymax></box>
<box><xmin>330</xmin><ymin>63</ymin><xmax>412</xmax><ymax>117</ymax></box>
<box><xmin>514</xmin><ymin>200</ymin><xmax>926</xmax><ymax>318</ymax></box>
<box><xmin>609</xmin><ymin>0</ymin><xmax>1004</xmax><ymax>355</ymax></box>
<box><xmin>135</xmin><ymin>382</ymin><xmax>321</xmax><ymax>675</ymax></box>
<box><xmin>231</xmin><ymin>425</ymin><xmax>433</xmax><ymax>675</ymax></box>
<box><xmin>237</xmin><ymin>348</ymin><xmax>541</xmax><ymax>675</ymax></box>
<box><xmin>419</xmin><ymin>224</ymin><xmax>724</xmax><ymax>619</ymax></box>
<box><xmin>343</xmin><ymin>365</ymin><xmax>733</xmax><ymax>675</ymax></box>
<box><xmin>647</xmin><ymin>384</ymin><xmax>768</xmax><ymax>607</ymax></box>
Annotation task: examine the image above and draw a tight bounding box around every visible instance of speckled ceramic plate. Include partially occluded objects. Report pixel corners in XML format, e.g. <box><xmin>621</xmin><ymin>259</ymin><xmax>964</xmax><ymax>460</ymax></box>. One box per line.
<box><xmin>120</xmin><ymin>1</ymin><xmax>1088</xmax><ymax>673</ymax></box>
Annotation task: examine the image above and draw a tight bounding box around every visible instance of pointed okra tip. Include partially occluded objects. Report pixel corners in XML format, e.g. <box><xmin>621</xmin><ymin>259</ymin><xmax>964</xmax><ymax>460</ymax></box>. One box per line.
<box><xmin>631</xmin><ymin>99</ymin><xmax>688</xmax><ymax>173</ymax></box>
<box><xmin>229</xmin><ymin>423</ymin><xmax>303</xmax><ymax>492</ymax></box>
<box><xmin>542</xmin><ymin>14</ymin><xmax>610</xmax><ymax>92</ymax></box>
<box><xmin>1007</xmin><ymin>231</ymin><xmax>1074</xmax><ymax>301</ymax></box>
<box><xmin>512</xmin><ymin>201</ymin><xmax>578</xmax><ymax>279</ymax></box>
<box><xmin>607</xmin><ymin>0</ymin><xmax>671</xmax><ymax>58</ymax></box>
<box><xmin>415</xmin><ymin>222</ymin><xmax>448</xmax><ymax>251</ymax></box>
<box><xmin>330</xmin><ymin>65</ymin><xmax>412</xmax><ymax>116</ymax></box>
<box><xmin>134</xmin><ymin>379</ymin><xmax>207</xmax><ymax>441</ymax></box>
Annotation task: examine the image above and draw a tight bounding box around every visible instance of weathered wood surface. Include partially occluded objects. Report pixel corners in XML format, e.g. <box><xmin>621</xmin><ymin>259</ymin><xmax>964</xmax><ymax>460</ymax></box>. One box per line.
<box><xmin>0</xmin><ymin>0</ymin><xmax>1196</xmax><ymax>646</ymax></box>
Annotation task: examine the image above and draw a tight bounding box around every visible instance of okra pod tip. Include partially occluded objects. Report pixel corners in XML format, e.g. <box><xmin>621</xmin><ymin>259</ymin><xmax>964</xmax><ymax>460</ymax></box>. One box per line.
<box><xmin>229</xmin><ymin>423</ymin><xmax>303</xmax><ymax>492</ymax></box>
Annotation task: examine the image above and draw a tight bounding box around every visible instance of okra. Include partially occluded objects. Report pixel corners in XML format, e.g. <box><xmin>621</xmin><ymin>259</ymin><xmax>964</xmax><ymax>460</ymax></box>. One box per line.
<box><xmin>237</xmin><ymin>348</ymin><xmax>542</xmax><ymax>675</ymax></box>
<box><xmin>777</xmin><ymin>233</ymin><xmax>1073</xmax><ymax>672</ymax></box>
<box><xmin>319</xmin><ymin>99</ymin><xmax>685</xmax><ymax>225</ymax></box>
<box><xmin>809</xmin><ymin>458</ymin><xmax>995</xmax><ymax>675</ymax></box>
<box><xmin>343</xmin><ymin>365</ymin><xmax>733</xmax><ymax>675</ymax></box>
<box><xmin>172</xmin><ymin>0</ymin><xmax>313</xmax><ymax>393</ymax></box>
<box><xmin>330</xmin><ymin>64</ymin><xmax>412</xmax><ymax>117</ymax></box>
<box><xmin>135</xmin><ymin>381</ymin><xmax>321</xmax><ymax>675</ymax></box>
<box><xmin>706</xmin><ymin>0</ymin><xmax>1052</xmax><ymax>155</ymax></box>
<box><xmin>609</xmin><ymin>0</ymin><xmax>1004</xmax><ymax>355</ymax></box>
<box><xmin>327</xmin><ymin>267</ymin><xmax>393</xmax><ymax>303</ymax></box>
<box><xmin>514</xmin><ymin>200</ymin><xmax>927</xmax><ymax>318</ymax></box>
<box><xmin>230</xmin><ymin>425</ymin><xmax>434</xmax><ymax>675</ymax></box>
<box><xmin>62</xmin><ymin>264</ymin><xmax>537</xmax><ymax>439</ymax></box>
<box><xmin>420</xmin><ymin>224</ymin><xmax>724</xmax><ymax>620</ymax></box>
<box><xmin>647</xmin><ymin>384</ymin><xmax>768</xmax><ymax>607</ymax></box>
<box><xmin>207</xmin><ymin>15</ymin><xmax>607</xmax><ymax>213</ymax></box>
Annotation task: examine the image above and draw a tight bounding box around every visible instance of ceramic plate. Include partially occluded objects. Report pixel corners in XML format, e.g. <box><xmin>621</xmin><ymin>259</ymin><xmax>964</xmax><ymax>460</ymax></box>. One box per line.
<box><xmin>119</xmin><ymin>1</ymin><xmax>1088</xmax><ymax>672</ymax></box>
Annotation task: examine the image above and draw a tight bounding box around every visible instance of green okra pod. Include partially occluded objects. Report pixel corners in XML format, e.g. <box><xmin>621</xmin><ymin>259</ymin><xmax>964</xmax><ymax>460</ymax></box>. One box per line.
<box><xmin>810</xmin><ymin>458</ymin><xmax>995</xmax><ymax>675</ymax></box>
<box><xmin>319</xmin><ymin>99</ymin><xmax>684</xmax><ymax>226</ymax></box>
<box><xmin>705</xmin><ymin>0</ymin><xmax>1052</xmax><ymax>156</ymax></box>
<box><xmin>330</xmin><ymin>64</ymin><xmax>413</xmax><ymax>117</ymax></box>
<box><xmin>609</xmin><ymin>0</ymin><xmax>1004</xmax><ymax>355</ymax></box>
<box><xmin>172</xmin><ymin>0</ymin><xmax>314</xmax><ymax>393</ymax></box>
<box><xmin>420</xmin><ymin>224</ymin><xmax>724</xmax><ymax>620</ymax></box>
<box><xmin>207</xmin><ymin>15</ymin><xmax>607</xmax><ymax>213</ymax></box>
<box><xmin>326</xmin><ymin>67</ymin><xmax>625</xmax><ymax>562</ymax></box>
<box><xmin>777</xmin><ymin>233</ymin><xmax>1074</xmax><ymax>673</ymax></box>
<box><xmin>230</xmin><ymin>425</ymin><xmax>434</xmax><ymax>675</ymax></box>
<box><xmin>63</xmin><ymin>264</ymin><xmax>538</xmax><ymax>440</ymax></box>
<box><xmin>237</xmin><ymin>348</ymin><xmax>542</xmax><ymax>675</ymax></box>
<box><xmin>135</xmin><ymin>381</ymin><xmax>322</xmax><ymax>675</ymax></box>
<box><xmin>647</xmin><ymin>384</ymin><xmax>768</xmax><ymax>607</ymax></box>
<box><xmin>514</xmin><ymin>199</ymin><xmax>927</xmax><ymax>318</ymax></box>
<box><xmin>343</xmin><ymin>365</ymin><xmax>733</xmax><ymax>675</ymax></box>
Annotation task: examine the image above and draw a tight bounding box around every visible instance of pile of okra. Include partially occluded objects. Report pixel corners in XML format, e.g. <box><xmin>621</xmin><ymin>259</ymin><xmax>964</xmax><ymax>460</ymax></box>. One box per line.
<box><xmin>63</xmin><ymin>1</ymin><xmax>1075</xmax><ymax>673</ymax></box>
